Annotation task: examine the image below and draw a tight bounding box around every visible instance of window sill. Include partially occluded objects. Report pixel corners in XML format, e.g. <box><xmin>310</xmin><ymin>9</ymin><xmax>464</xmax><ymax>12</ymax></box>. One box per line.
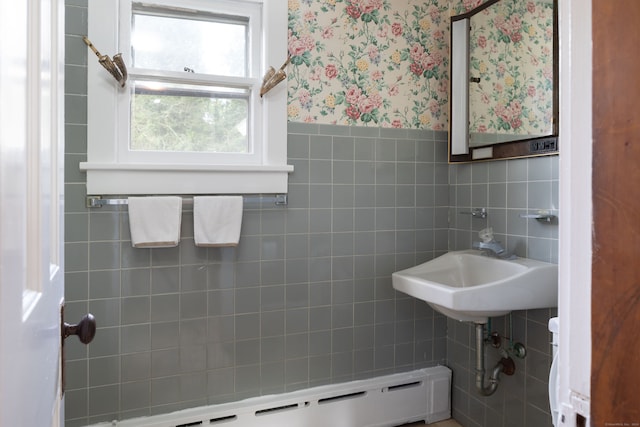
<box><xmin>80</xmin><ymin>162</ymin><xmax>294</xmax><ymax>195</ymax></box>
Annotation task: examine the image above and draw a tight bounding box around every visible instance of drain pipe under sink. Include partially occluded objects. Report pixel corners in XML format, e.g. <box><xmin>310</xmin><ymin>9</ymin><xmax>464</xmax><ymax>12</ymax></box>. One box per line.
<box><xmin>475</xmin><ymin>323</ymin><xmax>515</xmax><ymax>396</ymax></box>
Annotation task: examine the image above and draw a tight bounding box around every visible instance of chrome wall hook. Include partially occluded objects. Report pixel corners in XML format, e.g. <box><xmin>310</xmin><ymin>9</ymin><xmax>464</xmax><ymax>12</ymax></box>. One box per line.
<box><xmin>83</xmin><ymin>36</ymin><xmax>128</xmax><ymax>88</ymax></box>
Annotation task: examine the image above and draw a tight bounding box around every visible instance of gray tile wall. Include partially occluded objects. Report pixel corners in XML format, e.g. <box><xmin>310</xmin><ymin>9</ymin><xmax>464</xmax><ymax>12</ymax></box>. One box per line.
<box><xmin>448</xmin><ymin>157</ymin><xmax>559</xmax><ymax>262</ymax></box>
<box><xmin>446</xmin><ymin>156</ymin><xmax>559</xmax><ymax>427</ymax></box>
<box><xmin>64</xmin><ymin>125</ymin><xmax>449</xmax><ymax>425</ymax></box>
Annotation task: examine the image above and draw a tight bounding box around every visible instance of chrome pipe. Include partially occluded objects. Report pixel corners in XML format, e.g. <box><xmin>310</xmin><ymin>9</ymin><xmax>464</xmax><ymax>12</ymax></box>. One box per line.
<box><xmin>475</xmin><ymin>323</ymin><xmax>502</xmax><ymax>396</ymax></box>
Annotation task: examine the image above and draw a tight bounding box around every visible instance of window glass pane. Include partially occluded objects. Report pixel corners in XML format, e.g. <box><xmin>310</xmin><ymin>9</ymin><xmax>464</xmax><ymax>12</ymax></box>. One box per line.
<box><xmin>131</xmin><ymin>81</ymin><xmax>250</xmax><ymax>153</ymax></box>
<box><xmin>132</xmin><ymin>9</ymin><xmax>247</xmax><ymax>76</ymax></box>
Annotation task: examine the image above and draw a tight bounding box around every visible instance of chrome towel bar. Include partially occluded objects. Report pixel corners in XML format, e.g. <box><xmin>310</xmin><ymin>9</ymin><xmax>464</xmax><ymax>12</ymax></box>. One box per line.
<box><xmin>86</xmin><ymin>194</ymin><xmax>288</xmax><ymax>208</ymax></box>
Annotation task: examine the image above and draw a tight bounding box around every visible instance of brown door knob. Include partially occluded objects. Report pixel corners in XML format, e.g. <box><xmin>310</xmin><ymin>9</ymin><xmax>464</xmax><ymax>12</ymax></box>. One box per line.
<box><xmin>63</xmin><ymin>313</ymin><xmax>96</xmax><ymax>344</ymax></box>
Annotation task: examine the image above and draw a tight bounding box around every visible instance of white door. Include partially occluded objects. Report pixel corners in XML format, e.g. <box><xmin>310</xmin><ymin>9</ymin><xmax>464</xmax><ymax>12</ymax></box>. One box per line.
<box><xmin>0</xmin><ymin>0</ymin><xmax>66</xmax><ymax>425</ymax></box>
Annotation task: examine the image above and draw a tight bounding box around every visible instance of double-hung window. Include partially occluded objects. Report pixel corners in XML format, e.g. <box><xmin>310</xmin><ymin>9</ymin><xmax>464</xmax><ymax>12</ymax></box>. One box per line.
<box><xmin>82</xmin><ymin>0</ymin><xmax>291</xmax><ymax>194</ymax></box>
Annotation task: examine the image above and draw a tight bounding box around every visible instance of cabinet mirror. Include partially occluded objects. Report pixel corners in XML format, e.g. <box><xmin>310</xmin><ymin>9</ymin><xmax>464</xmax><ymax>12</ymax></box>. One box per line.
<box><xmin>449</xmin><ymin>0</ymin><xmax>558</xmax><ymax>162</ymax></box>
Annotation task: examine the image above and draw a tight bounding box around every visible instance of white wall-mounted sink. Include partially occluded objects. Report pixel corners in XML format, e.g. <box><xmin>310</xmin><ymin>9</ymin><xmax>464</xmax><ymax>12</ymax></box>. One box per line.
<box><xmin>392</xmin><ymin>250</ymin><xmax>558</xmax><ymax>323</ymax></box>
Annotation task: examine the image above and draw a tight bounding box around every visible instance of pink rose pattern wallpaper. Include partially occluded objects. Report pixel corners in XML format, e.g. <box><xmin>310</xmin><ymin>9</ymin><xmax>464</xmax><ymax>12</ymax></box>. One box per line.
<box><xmin>286</xmin><ymin>0</ymin><xmax>553</xmax><ymax>133</ymax></box>
<box><xmin>466</xmin><ymin>0</ymin><xmax>554</xmax><ymax>138</ymax></box>
<box><xmin>286</xmin><ymin>0</ymin><xmax>451</xmax><ymax>130</ymax></box>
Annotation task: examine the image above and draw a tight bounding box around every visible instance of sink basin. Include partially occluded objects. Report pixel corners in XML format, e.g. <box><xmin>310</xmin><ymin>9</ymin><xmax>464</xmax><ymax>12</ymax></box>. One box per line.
<box><xmin>392</xmin><ymin>250</ymin><xmax>557</xmax><ymax>323</ymax></box>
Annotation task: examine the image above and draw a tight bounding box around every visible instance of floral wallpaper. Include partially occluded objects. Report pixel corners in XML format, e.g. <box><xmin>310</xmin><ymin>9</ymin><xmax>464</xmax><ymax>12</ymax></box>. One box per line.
<box><xmin>285</xmin><ymin>0</ymin><xmax>554</xmax><ymax>132</ymax></box>
<box><xmin>465</xmin><ymin>0</ymin><xmax>554</xmax><ymax>139</ymax></box>
<box><xmin>451</xmin><ymin>0</ymin><xmax>489</xmax><ymax>15</ymax></box>
<box><xmin>286</xmin><ymin>0</ymin><xmax>451</xmax><ymax>130</ymax></box>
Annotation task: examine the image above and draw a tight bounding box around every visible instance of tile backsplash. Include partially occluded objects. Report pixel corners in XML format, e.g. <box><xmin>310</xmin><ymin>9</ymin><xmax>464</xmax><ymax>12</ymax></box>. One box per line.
<box><xmin>448</xmin><ymin>157</ymin><xmax>559</xmax><ymax>263</ymax></box>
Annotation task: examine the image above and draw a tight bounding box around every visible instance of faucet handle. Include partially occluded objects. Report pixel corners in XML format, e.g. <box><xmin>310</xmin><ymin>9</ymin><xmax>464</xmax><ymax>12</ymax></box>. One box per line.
<box><xmin>459</xmin><ymin>208</ymin><xmax>487</xmax><ymax>219</ymax></box>
<box><xmin>472</xmin><ymin>240</ymin><xmax>507</xmax><ymax>256</ymax></box>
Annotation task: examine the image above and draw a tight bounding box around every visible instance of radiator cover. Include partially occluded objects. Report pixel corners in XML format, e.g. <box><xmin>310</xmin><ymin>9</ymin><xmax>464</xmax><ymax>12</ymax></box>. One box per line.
<box><xmin>90</xmin><ymin>366</ymin><xmax>451</xmax><ymax>427</ymax></box>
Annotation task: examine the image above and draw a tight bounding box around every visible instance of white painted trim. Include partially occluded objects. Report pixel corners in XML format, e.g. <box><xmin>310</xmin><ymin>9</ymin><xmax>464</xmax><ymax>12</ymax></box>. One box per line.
<box><xmin>83</xmin><ymin>167</ymin><xmax>291</xmax><ymax>195</ymax></box>
<box><xmin>451</xmin><ymin>18</ymin><xmax>469</xmax><ymax>155</ymax></box>
<box><xmin>80</xmin><ymin>163</ymin><xmax>293</xmax><ymax>172</ymax></box>
<box><xmin>86</xmin><ymin>0</ymin><xmax>289</xmax><ymax>195</ymax></box>
<box><xmin>558</xmin><ymin>0</ymin><xmax>592</xmax><ymax>422</ymax></box>
<box><xmin>262</xmin><ymin>0</ymin><xmax>288</xmax><ymax>167</ymax></box>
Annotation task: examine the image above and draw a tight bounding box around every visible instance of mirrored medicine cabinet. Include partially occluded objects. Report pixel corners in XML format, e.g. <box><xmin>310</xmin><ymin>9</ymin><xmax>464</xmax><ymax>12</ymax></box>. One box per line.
<box><xmin>449</xmin><ymin>0</ymin><xmax>559</xmax><ymax>163</ymax></box>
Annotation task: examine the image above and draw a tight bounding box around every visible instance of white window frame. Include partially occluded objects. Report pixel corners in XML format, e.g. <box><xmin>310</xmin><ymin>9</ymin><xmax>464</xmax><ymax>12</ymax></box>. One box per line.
<box><xmin>81</xmin><ymin>0</ymin><xmax>291</xmax><ymax>195</ymax></box>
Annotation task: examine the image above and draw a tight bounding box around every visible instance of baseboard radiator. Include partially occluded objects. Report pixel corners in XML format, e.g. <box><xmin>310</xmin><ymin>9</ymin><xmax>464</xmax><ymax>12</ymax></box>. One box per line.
<box><xmin>91</xmin><ymin>366</ymin><xmax>451</xmax><ymax>427</ymax></box>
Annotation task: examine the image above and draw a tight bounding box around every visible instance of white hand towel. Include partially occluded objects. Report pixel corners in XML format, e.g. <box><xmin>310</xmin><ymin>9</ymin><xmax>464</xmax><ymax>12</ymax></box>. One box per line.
<box><xmin>193</xmin><ymin>196</ymin><xmax>243</xmax><ymax>247</ymax></box>
<box><xmin>128</xmin><ymin>196</ymin><xmax>182</xmax><ymax>248</ymax></box>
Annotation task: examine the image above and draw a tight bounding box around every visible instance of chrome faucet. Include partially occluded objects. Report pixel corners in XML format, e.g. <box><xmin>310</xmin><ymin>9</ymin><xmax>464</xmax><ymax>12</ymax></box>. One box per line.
<box><xmin>472</xmin><ymin>240</ymin><xmax>513</xmax><ymax>259</ymax></box>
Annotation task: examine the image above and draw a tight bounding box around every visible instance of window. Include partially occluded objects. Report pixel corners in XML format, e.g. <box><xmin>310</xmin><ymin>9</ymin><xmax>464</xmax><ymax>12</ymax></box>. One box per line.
<box><xmin>81</xmin><ymin>0</ymin><xmax>291</xmax><ymax>195</ymax></box>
